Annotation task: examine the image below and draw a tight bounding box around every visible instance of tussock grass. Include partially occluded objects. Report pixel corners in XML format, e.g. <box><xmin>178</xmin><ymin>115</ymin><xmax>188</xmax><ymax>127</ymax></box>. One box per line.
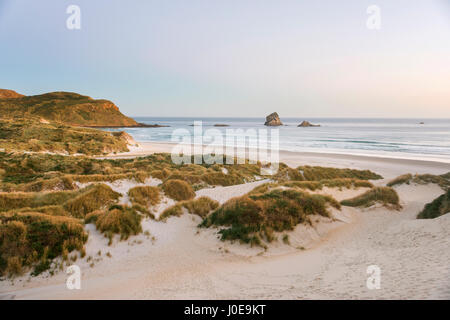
<box><xmin>159</xmin><ymin>204</ymin><xmax>184</xmax><ymax>221</ymax></box>
<box><xmin>159</xmin><ymin>196</ymin><xmax>219</xmax><ymax>220</ymax></box>
<box><xmin>0</xmin><ymin>211</ymin><xmax>87</xmax><ymax>277</ymax></box>
<box><xmin>387</xmin><ymin>174</ymin><xmax>413</xmax><ymax>187</ymax></box>
<box><xmin>180</xmin><ymin>197</ymin><xmax>219</xmax><ymax>218</ymax></box>
<box><xmin>200</xmin><ymin>189</ymin><xmax>340</xmax><ymax>246</ymax></box>
<box><xmin>341</xmin><ymin>187</ymin><xmax>401</xmax><ymax>210</ymax></box>
<box><xmin>418</xmin><ymin>190</ymin><xmax>450</xmax><ymax>219</ymax></box>
<box><xmin>162</xmin><ymin>179</ymin><xmax>195</xmax><ymax>201</ymax></box>
<box><xmin>63</xmin><ymin>184</ymin><xmax>121</xmax><ymax>218</ymax></box>
<box><xmin>128</xmin><ymin>186</ymin><xmax>160</xmax><ymax>207</ymax></box>
<box><xmin>86</xmin><ymin>205</ymin><xmax>142</xmax><ymax>241</ymax></box>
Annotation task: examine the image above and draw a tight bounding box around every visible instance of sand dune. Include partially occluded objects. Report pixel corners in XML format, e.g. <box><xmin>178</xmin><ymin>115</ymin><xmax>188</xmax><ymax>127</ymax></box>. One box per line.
<box><xmin>1</xmin><ymin>144</ymin><xmax>449</xmax><ymax>300</ymax></box>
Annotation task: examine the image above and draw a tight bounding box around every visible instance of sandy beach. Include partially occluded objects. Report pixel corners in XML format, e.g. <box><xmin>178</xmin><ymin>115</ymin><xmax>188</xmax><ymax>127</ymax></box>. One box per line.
<box><xmin>1</xmin><ymin>142</ymin><xmax>449</xmax><ymax>300</ymax></box>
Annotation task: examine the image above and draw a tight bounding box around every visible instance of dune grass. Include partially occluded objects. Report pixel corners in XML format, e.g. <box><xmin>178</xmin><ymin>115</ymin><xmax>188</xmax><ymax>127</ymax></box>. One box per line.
<box><xmin>341</xmin><ymin>187</ymin><xmax>401</xmax><ymax>210</ymax></box>
<box><xmin>128</xmin><ymin>186</ymin><xmax>161</xmax><ymax>207</ymax></box>
<box><xmin>0</xmin><ymin>184</ymin><xmax>120</xmax><ymax>218</ymax></box>
<box><xmin>162</xmin><ymin>179</ymin><xmax>196</xmax><ymax>201</ymax></box>
<box><xmin>159</xmin><ymin>196</ymin><xmax>219</xmax><ymax>221</ymax></box>
<box><xmin>387</xmin><ymin>174</ymin><xmax>413</xmax><ymax>187</ymax></box>
<box><xmin>0</xmin><ymin>211</ymin><xmax>87</xmax><ymax>277</ymax></box>
<box><xmin>63</xmin><ymin>184</ymin><xmax>121</xmax><ymax>218</ymax></box>
<box><xmin>200</xmin><ymin>189</ymin><xmax>340</xmax><ymax>246</ymax></box>
<box><xmin>85</xmin><ymin>205</ymin><xmax>142</xmax><ymax>241</ymax></box>
<box><xmin>387</xmin><ymin>173</ymin><xmax>450</xmax><ymax>190</ymax></box>
<box><xmin>298</xmin><ymin>166</ymin><xmax>382</xmax><ymax>181</ymax></box>
<box><xmin>417</xmin><ymin>190</ymin><xmax>450</xmax><ymax>219</ymax></box>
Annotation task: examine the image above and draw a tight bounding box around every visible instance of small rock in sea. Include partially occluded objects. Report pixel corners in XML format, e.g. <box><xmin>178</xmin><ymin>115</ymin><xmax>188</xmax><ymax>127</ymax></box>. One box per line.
<box><xmin>298</xmin><ymin>121</ymin><xmax>320</xmax><ymax>127</ymax></box>
<box><xmin>264</xmin><ymin>112</ymin><xmax>283</xmax><ymax>126</ymax></box>
<box><xmin>213</xmin><ymin>124</ymin><xmax>229</xmax><ymax>127</ymax></box>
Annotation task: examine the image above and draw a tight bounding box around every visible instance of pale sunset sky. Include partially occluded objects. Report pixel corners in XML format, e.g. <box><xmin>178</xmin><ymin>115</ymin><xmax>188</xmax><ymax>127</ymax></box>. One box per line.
<box><xmin>0</xmin><ymin>0</ymin><xmax>449</xmax><ymax>117</ymax></box>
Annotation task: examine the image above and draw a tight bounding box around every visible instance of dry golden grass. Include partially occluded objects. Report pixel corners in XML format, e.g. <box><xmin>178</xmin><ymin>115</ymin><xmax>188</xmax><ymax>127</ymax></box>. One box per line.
<box><xmin>128</xmin><ymin>186</ymin><xmax>160</xmax><ymax>207</ymax></box>
<box><xmin>182</xmin><ymin>197</ymin><xmax>220</xmax><ymax>218</ymax></box>
<box><xmin>92</xmin><ymin>205</ymin><xmax>143</xmax><ymax>241</ymax></box>
<box><xmin>63</xmin><ymin>184</ymin><xmax>121</xmax><ymax>218</ymax></box>
<box><xmin>162</xmin><ymin>179</ymin><xmax>195</xmax><ymax>201</ymax></box>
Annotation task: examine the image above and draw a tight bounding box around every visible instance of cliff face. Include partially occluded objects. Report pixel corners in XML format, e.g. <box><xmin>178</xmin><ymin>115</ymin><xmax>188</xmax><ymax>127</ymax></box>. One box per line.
<box><xmin>0</xmin><ymin>90</ymin><xmax>138</xmax><ymax>127</ymax></box>
<box><xmin>0</xmin><ymin>89</ymin><xmax>24</xmax><ymax>99</ymax></box>
<box><xmin>264</xmin><ymin>112</ymin><xmax>283</xmax><ymax>126</ymax></box>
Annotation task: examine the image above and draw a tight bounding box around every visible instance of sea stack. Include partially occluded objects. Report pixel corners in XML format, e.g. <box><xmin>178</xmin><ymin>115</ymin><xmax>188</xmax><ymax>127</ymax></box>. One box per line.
<box><xmin>264</xmin><ymin>112</ymin><xmax>283</xmax><ymax>126</ymax></box>
<box><xmin>298</xmin><ymin>120</ymin><xmax>320</xmax><ymax>127</ymax></box>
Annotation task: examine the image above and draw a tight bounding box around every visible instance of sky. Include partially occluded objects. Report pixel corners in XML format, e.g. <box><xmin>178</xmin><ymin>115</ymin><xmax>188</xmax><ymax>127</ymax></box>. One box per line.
<box><xmin>0</xmin><ymin>0</ymin><xmax>449</xmax><ymax>118</ymax></box>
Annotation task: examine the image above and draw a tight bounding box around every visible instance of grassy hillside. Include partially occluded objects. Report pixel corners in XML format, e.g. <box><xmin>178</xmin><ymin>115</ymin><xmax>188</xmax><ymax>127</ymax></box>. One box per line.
<box><xmin>0</xmin><ymin>89</ymin><xmax>24</xmax><ymax>99</ymax></box>
<box><xmin>0</xmin><ymin>90</ymin><xmax>138</xmax><ymax>127</ymax></box>
<box><xmin>0</xmin><ymin>118</ymin><xmax>132</xmax><ymax>155</ymax></box>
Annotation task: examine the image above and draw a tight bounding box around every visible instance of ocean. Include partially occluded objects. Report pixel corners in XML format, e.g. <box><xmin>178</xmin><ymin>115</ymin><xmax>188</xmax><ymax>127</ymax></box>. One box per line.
<box><xmin>106</xmin><ymin>117</ymin><xmax>450</xmax><ymax>163</ymax></box>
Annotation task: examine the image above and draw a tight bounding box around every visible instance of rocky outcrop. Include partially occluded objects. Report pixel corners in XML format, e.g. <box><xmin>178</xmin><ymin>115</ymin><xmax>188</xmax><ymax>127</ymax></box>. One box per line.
<box><xmin>298</xmin><ymin>121</ymin><xmax>320</xmax><ymax>127</ymax></box>
<box><xmin>264</xmin><ymin>112</ymin><xmax>283</xmax><ymax>126</ymax></box>
<box><xmin>0</xmin><ymin>89</ymin><xmax>24</xmax><ymax>99</ymax></box>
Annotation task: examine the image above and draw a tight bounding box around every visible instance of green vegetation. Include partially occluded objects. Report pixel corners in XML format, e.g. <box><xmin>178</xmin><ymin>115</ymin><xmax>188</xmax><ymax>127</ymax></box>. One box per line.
<box><xmin>341</xmin><ymin>187</ymin><xmax>401</xmax><ymax>209</ymax></box>
<box><xmin>0</xmin><ymin>91</ymin><xmax>138</xmax><ymax>127</ymax></box>
<box><xmin>417</xmin><ymin>190</ymin><xmax>450</xmax><ymax>219</ymax></box>
<box><xmin>162</xmin><ymin>179</ymin><xmax>196</xmax><ymax>201</ymax></box>
<box><xmin>0</xmin><ymin>211</ymin><xmax>87</xmax><ymax>277</ymax></box>
<box><xmin>200</xmin><ymin>189</ymin><xmax>340</xmax><ymax>246</ymax></box>
<box><xmin>128</xmin><ymin>186</ymin><xmax>160</xmax><ymax>207</ymax></box>
<box><xmin>85</xmin><ymin>205</ymin><xmax>142</xmax><ymax>241</ymax></box>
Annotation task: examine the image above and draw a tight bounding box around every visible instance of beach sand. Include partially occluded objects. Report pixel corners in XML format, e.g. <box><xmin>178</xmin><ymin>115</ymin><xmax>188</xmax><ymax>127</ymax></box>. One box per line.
<box><xmin>1</xmin><ymin>142</ymin><xmax>449</xmax><ymax>300</ymax></box>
